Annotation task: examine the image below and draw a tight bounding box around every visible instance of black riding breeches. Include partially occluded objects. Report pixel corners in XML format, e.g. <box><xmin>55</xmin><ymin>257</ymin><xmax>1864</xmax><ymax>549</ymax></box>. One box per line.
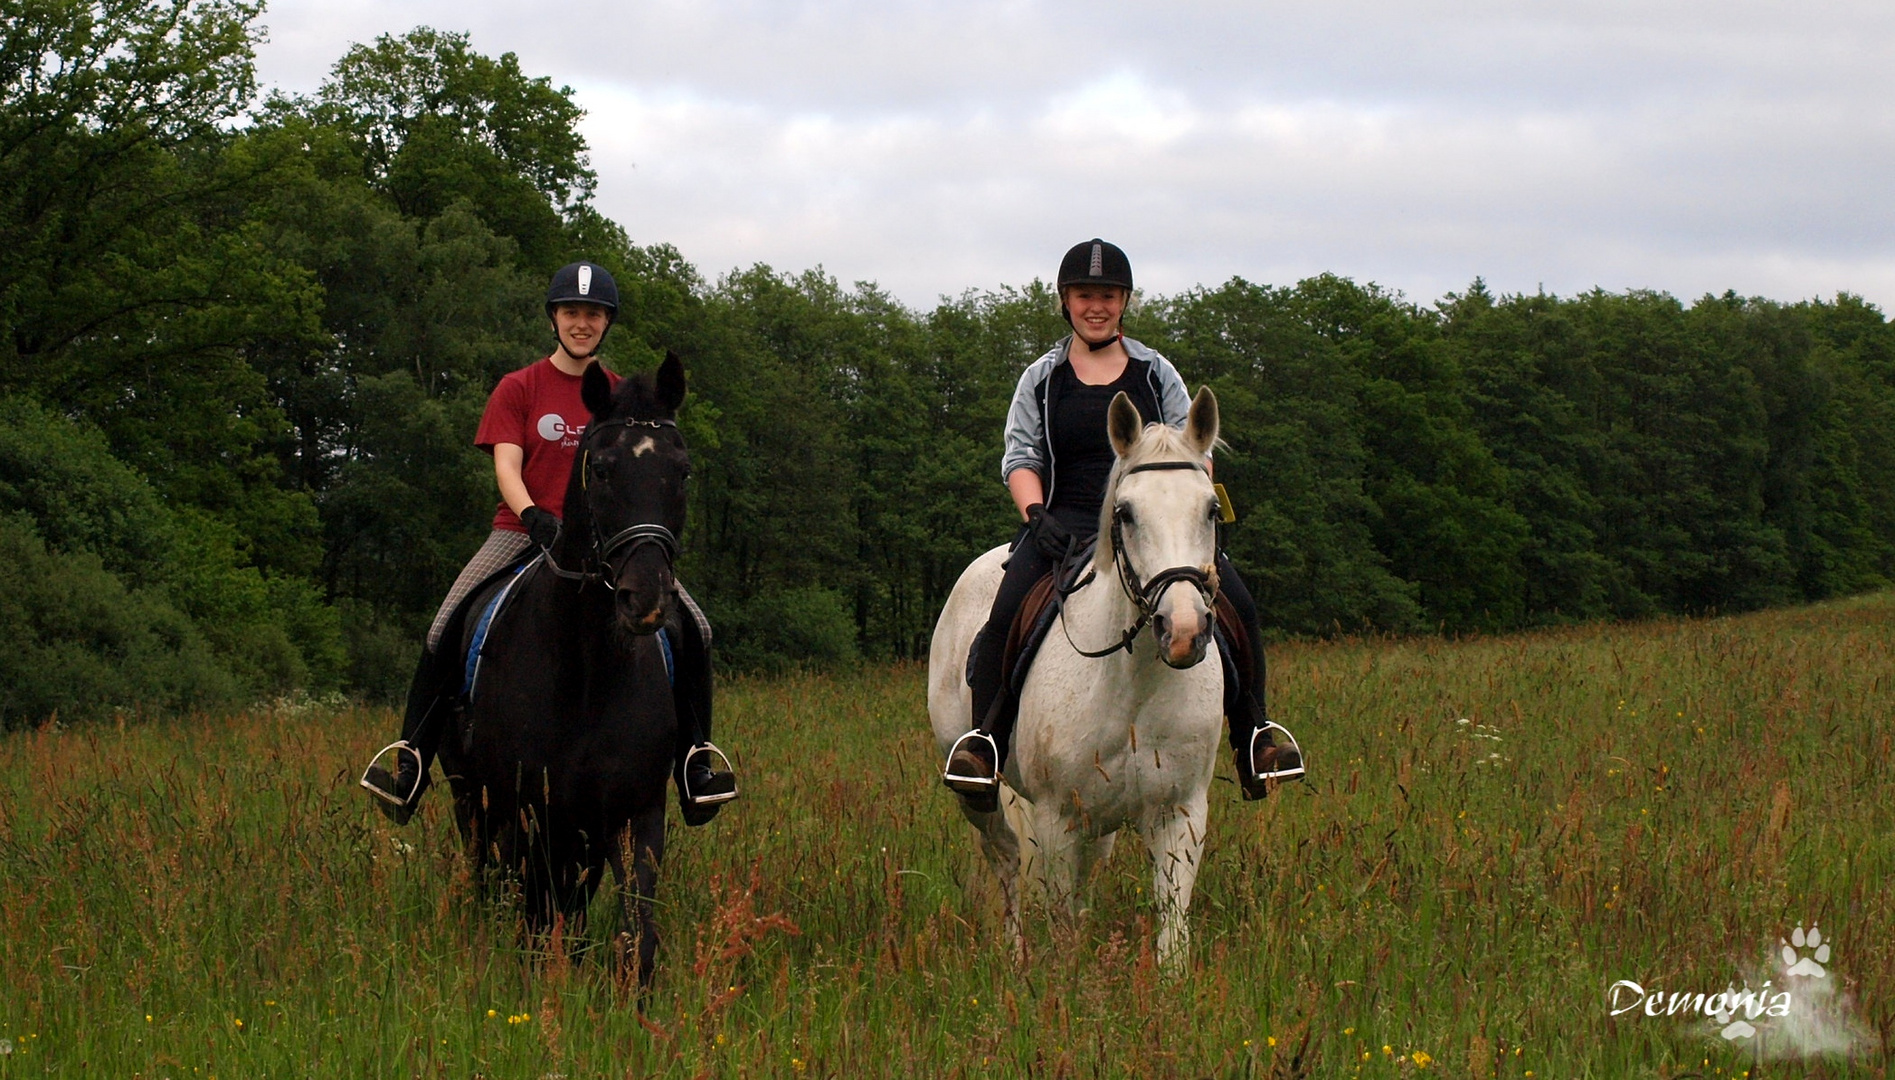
<box><xmin>968</xmin><ymin>527</ymin><xmax>1066</xmax><ymax>764</ymax></box>
<box><xmin>967</xmin><ymin>536</ymin><xmax>1273</xmax><ymax>767</ymax></box>
<box><xmin>669</xmin><ymin>587</ymin><xmax>715</xmax><ymax>757</ymax></box>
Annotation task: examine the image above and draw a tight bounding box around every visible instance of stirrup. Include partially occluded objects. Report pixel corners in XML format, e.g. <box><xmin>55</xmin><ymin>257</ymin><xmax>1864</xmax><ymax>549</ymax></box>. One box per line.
<box><xmin>1250</xmin><ymin>721</ymin><xmax>1306</xmax><ymax>783</ymax></box>
<box><xmin>681</xmin><ymin>743</ymin><xmax>738</xmax><ymax>806</ymax></box>
<box><xmin>942</xmin><ymin>730</ymin><xmax>1000</xmax><ymax>793</ymax></box>
<box><xmin>359</xmin><ymin>741</ymin><xmax>424</xmax><ymax>808</ymax></box>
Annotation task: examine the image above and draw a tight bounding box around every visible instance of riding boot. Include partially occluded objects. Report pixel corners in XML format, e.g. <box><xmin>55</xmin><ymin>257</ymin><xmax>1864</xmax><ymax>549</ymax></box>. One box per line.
<box><xmin>1230</xmin><ymin>689</ymin><xmax>1303</xmax><ymax>800</ymax></box>
<box><xmin>672</xmin><ymin>589</ymin><xmax>736</xmax><ymax>826</ymax></box>
<box><xmin>361</xmin><ymin>648</ymin><xmax>447</xmax><ymax>825</ymax></box>
<box><xmin>1216</xmin><ymin>553</ymin><xmax>1304</xmax><ymax>800</ymax></box>
<box><xmin>944</xmin><ymin>626</ymin><xmax>1012</xmax><ymax>813</ymax></box>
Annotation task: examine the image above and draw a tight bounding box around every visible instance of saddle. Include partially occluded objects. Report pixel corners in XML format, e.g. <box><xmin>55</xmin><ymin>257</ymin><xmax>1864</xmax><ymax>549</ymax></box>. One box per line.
<box><xmin>968</xmin><ymin>541</ymin><xmax>1252</xmax><ymax>714</ymax></box>
<box><xmin>448</xmin><ymin>553</ymin><xmax>677</xmax><ymax>708</ymax></box>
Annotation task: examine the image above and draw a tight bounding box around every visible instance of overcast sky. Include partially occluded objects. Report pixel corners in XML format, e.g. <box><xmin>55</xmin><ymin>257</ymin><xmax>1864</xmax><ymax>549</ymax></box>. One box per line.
<box><xmin>253</xmin><ymin>0</ymin><xmax>1895</xmax><ymax>310</ymax></box>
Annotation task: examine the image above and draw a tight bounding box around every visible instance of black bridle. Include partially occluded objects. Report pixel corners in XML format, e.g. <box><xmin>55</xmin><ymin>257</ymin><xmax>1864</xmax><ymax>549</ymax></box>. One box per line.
<box><xmin>542</xmin><ymin>417</ymin><xmax>683</xmax><ymax>587</ymax></box>
<box><xmin>1061</xmin><ymin>459</ymin><xmax>1220</xmax><ymax>659</ymax></box>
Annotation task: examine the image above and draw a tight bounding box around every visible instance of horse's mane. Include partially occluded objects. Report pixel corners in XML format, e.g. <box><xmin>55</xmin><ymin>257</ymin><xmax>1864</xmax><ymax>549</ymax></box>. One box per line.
<box><xmin>1094</xmin><ymin>422</ymin><xmax>1204</xmax><ymax>571</ymax></box>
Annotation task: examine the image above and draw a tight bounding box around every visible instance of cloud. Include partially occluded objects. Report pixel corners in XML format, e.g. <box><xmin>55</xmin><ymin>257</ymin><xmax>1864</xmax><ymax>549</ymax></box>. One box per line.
<box><xmin>253</xmin><ymin>0</ymin><xmax>1895</xmax><ymax>308</ymax></box>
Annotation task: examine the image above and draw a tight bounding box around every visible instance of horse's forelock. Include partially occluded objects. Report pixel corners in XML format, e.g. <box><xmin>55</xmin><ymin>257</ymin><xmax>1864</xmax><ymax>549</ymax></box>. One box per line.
<box><xmin>1096</xmin><ymin>423</ymin><xmax>1201</xmax><ymax>570</ymax></box>
<box><xmin>607</xmin><ymin>370</ymin><xmax>671</xmax><ymax>422</ymax></box>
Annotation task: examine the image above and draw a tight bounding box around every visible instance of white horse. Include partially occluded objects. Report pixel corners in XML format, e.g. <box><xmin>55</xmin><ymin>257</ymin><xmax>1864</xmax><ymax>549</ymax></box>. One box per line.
<box><xmin>929</xmin><ymin>388</ymin><xmax>1225</xmax><ymax>968</ymax></box>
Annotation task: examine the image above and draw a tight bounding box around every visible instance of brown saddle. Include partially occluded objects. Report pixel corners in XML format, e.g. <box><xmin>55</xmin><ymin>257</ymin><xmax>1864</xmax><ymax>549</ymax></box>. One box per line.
<box><xmin>989</xmin><ymin>563</ymin><xmax>1251</xmax><ymax>710</ymax></box>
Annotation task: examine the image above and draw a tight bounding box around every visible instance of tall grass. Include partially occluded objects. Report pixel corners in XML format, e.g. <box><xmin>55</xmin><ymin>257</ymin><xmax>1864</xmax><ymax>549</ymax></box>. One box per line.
<box><xmin>2</xmin><ymin>594</ymin><xmax>1891</xmax><ymax>1077</ymax></box>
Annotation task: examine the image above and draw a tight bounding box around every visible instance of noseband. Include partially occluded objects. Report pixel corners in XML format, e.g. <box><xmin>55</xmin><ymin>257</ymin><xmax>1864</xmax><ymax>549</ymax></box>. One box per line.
<box><xmin>1064</xmin><ymin>459</ymin><xmax>1220</xmax><ymax>659</ymax></box>
<box><xmin>543</xmin><ymin>417</ymin><xmax>682</xmax><ymax>586</ymax></box>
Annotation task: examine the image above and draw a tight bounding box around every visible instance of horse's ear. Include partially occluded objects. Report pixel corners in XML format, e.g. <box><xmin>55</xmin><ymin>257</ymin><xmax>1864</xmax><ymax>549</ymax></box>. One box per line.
<box><xmin>1184</xmin><ymin>386</ymin><xmax>1219</xmax><ymax>456</ymax></box>
<box><xmin>656</xmin><ymin>351</ymin><xmax>686</xmax><ymax>415</ymax></box>
<box><xmin>1107</xmin><ymin>392</ymin><xmax>1143</xmax><ymax>457</ymax></box>
<box><xmin>581</xmin><ymin>361</ymin><xmax>614</xmax><ymax>421</ymax></box>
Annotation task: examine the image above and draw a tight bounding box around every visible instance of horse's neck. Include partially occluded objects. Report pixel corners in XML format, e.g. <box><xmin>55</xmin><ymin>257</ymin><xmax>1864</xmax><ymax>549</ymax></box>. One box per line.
<box><xmin>1061</xmin><ymin>558</ymin><xmax>1145</xmax><ymax>671</ymax></box>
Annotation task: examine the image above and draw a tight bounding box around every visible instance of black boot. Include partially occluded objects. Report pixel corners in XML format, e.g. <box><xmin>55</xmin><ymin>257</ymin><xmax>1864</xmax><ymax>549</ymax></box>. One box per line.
<box><xmin>360</xmin><ymin>647</ymin><xmax>450</xmax><ymax>824</ymax></box>
<box><xmin>678</xmin><ymin>743</ymin><xmax>737</xmax><ymax>826</ymax></box>
<box><xmin>361</xmin><ymin>741</ymin><xmax>428</xmax><ymax>824</ymax></box>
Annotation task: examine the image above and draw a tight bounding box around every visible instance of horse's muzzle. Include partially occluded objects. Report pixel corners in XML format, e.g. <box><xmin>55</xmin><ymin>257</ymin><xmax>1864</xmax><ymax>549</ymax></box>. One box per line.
<box><xmin>1151</xmin><ymin>590</ymin><xmax>1212</xmax><ymax>669</ymax></box>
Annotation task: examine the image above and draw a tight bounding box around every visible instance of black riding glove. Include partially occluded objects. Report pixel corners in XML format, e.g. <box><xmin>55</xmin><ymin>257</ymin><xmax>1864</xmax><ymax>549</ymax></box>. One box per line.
<box><xmin>1025</xmin><ymin>503</ymin><xmax>1073</xmax><ymax>560</ymax></box>
<box><xmin>520</xmin><ymin>505</ymin><xmax>561</xmax><ymax>549</ymax></box>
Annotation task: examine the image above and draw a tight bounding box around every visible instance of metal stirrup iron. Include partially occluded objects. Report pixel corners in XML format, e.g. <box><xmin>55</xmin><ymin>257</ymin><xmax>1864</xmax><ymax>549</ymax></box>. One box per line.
<box><xmin>360</xmin><ymin>741</ymin><xmax>424</xmax><ymax>808</ymax></box>
<box><xmin>942</xmin><ymin>729</ymin><xmax>1000</xmax><ymax>793</ymax></box>
<box><xmin>681</xmin><ymin>743</ymin><xmax>738</xmax><ymax>805</ymax></box>
<box><xmin>1250</xmin><ymin>721</ymin><xmax>1307</xmax><ymax>783</ymax></box>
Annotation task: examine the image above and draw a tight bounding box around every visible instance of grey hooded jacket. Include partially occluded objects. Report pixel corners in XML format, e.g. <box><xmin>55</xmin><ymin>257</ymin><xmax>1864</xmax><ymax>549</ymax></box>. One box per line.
<box><xmin>1000</xmin><ymin>335</ymin><xmax>1194</xmax><ymax>506</ymax></box>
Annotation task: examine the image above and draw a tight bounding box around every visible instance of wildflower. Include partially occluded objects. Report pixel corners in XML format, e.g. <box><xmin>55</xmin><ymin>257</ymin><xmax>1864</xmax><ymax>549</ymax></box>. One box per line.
<box><xmin>791</xmin><ymin>1058</ymin><xmax>807</xmax><ymax>1072</ymax></box>
<box><xmin>488</xmin><ymin>1009</ymin><xmax>496</xmax><ymax>1018</ymax></box>
<box><xmin>1383</xmin><ymin>1045</ymin><xmax>1392</xmax><ymax>1055</ymax></box>
<box><xmin>1412</xmin><ymin>1050</ymin><xmax>1433</xmax><ymax>1067</ymax></box>
<box><xmin>970</xmin><ymin>996</ymin><xmax>979</xmax><ymax>1006</ymax></box>
<box><xmin>146</xmin><ymin>1015</ymin><xmax>152</xmax><ymax>1023</ymax></box>
<box><xmin>1343</xmin><ymin>1027</ymin><xmax>1355</xmax><ymax>1035</ymax></box>
<box><xmin>1361</xmin><ymin>1051</ymin><xmax>1371</xmax><ymax>1061</ymax></box>
<box><xmin>234</xmin><ymin>1019</ymin><xmax>244</xmax><ymax>1029</ymax></box>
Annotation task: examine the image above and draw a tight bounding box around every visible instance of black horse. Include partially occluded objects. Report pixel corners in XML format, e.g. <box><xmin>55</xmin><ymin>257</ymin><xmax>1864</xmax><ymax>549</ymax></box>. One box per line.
<box><xmin>436</xmin><ymin>353</ymin><xmax>693</xmax><ymax>986</ymax></box>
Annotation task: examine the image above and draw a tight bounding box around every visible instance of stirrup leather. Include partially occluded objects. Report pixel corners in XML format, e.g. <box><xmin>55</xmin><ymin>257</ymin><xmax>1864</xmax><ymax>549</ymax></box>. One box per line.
<box><xmin>942</xmin><ymin>730</ymin><xmax>1000</xmax><ymax>793</ymax></box>
<box><xmin>1249</xmin><ymin>721</ymin><xmax>1306</xmax><ymax>782</ymax></box>
<box><xmin>359</xmin><ymin>741</ymin><xmax>424</xmax><ymax>808</ymax></box>
<box><xmin>681</xmin><ymin>743</ymin><xmax>738</xmax><ymax>806</ymax></box>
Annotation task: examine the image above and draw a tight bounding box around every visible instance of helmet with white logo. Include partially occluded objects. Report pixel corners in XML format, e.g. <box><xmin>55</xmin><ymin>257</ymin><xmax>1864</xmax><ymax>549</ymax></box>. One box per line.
<box><xmin>545</xmin><ymin>261</ymin><xmax>620</xmax><ymax>321</ymax></box>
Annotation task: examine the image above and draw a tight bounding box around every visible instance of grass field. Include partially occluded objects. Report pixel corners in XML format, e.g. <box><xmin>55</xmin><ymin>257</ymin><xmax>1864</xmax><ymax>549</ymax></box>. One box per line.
<box><xmin>2</xmin><ymin>594</ymin><xmax>1892</xmax><ymax>1078</ymax></box>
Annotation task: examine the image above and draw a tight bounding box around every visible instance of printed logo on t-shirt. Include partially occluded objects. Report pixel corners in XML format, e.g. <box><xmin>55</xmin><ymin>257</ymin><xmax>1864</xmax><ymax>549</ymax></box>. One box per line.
<box><xmin>537</xmin><ymin>412</ymin><xmax>583</xmax><ymax>445</ymax></box>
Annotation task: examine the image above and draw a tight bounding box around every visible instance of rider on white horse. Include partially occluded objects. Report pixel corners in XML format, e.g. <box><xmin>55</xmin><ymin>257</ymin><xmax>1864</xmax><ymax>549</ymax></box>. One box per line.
<box><xmin>942</xmin><ymin>239</ymin><xmax>1303</xmax><ymax>809</ymax></box>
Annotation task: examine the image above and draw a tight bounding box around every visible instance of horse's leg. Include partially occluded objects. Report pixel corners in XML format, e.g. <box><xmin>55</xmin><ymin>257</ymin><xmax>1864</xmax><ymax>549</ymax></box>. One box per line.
<box><xmin>967</xmin><ymin>793</ymin><xmax>1023</xmax><ymax>961</ymax></box>
<box><xmin>609</xmin><ymin>807</ymin><xmax>667</xmax><ymax>991</ymax></box>
<box><xmin>1024</xmin><ymin>800</ymin><xmax>1084</xmax><ymax>924</ymax></box>
<box><xmin>1140</xmin><ymin>795</ymin><xmax>1209</xmax><ymax>972</ymax></box>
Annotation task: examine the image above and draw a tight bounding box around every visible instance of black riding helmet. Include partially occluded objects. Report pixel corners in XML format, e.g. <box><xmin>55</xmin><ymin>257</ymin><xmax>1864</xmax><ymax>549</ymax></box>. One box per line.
<box><xmin>546</xmin><ymin>261</ymin><xmax>619</xmax><ymax>358</ymax></box>
<box><xmin>1057</xmin><ymin>238</ymin><xmax>1133</xmax><ymax>292</ymax></box>
<box><xmin>1056</xmin><ymin>239</ymin><xmax>1133</xmax><ymax>344</ymax></box>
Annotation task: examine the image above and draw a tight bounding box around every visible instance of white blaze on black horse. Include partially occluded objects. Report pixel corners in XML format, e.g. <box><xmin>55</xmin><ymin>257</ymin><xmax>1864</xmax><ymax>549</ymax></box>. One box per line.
<box><xmin>437</xmin><ymin>354</ymin><xmax>693</xmax><ymax>987</ymax></box>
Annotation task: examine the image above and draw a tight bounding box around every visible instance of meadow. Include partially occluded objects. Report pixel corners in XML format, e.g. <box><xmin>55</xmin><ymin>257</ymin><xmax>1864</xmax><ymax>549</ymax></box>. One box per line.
<box><xmin>1</xmin><ymin>594</ymin><xmax>1891</xmax><ymax>1079</ymax></box>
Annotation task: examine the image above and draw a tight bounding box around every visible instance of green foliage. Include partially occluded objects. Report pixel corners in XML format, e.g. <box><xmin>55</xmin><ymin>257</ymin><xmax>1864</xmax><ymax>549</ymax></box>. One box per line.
<box><xmin>5</xmin><ymin>3</ymin><xmax>1895</xmax><ymax>707</ymax></box>
<box><xmin>0</xmin><ymin>396</ymin><xmax>342</xmax><ymax>715</ymax></box>
<box><xmin>0</xmin><ymin>514</ymin><xmax>238</xmax><ymax>727</ymax></box>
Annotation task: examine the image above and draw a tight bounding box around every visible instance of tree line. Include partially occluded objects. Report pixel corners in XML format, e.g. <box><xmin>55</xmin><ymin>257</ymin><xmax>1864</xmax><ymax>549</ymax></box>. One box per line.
<box><xmin>5</xmin><ymin>3</ymin><xmax>1893</xmax><ymax>725</ymax></box>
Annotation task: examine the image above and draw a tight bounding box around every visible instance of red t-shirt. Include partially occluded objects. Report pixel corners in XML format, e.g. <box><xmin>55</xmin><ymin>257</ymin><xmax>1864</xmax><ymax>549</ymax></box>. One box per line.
<box><xmin>475</xmin><ymin>358</ymin><xmax>621</xmax><ymax>532</ymax></box>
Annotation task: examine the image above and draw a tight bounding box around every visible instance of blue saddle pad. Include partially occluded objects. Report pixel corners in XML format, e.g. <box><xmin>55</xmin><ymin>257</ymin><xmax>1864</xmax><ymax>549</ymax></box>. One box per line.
<box><xmin>464</xmin><ymin>562</ymin><xmax>530</xmax><ymax>700</ymax></box>
<box><xmin>463</xmin><ymin>561</ymin><xmax>676</xmax><ymax>700</ymax></box>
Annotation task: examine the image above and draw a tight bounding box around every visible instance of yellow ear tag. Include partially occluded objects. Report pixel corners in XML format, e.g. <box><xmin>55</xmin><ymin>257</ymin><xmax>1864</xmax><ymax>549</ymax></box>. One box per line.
<box><xmin>1214</xmin><ymin>483</ymin><xmax>1237</xmax><ymax>524</ymax></box>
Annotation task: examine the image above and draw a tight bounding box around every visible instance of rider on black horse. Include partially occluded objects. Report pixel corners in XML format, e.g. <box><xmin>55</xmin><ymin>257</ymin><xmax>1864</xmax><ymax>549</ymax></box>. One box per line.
<box><xmin>361</xmin><ymin>261</ymin><xmax>738</xmax><ymax>826</ymax></box>
<box><xmin>942</xmin><ymin>239</ymin><xmax>1305</xmax><ymax>810</ymax></box>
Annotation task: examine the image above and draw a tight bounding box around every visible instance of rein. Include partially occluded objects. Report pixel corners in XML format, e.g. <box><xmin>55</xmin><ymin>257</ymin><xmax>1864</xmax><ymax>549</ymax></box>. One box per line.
<box><xmin>1059</xmin><ymin>459</ymin><xmax>1219</xmax><ymax>659</ymax></box>
<box><xmin>541</xmin><ymin>417</ymin><xmax>682</xmax><ymax>586</ymax></box>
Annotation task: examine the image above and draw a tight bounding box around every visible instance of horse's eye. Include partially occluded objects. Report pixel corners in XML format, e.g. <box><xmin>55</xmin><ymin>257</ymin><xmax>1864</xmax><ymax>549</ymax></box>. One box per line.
<box><xmin>1114</xmin><ymin>504</ymin><xmax>1133</xmax><ymax>526</ymax></box>
<box><xmin>590</xmin><ymin>458</ymin><xmax>613</xmax><ymax>480</ymax></box>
